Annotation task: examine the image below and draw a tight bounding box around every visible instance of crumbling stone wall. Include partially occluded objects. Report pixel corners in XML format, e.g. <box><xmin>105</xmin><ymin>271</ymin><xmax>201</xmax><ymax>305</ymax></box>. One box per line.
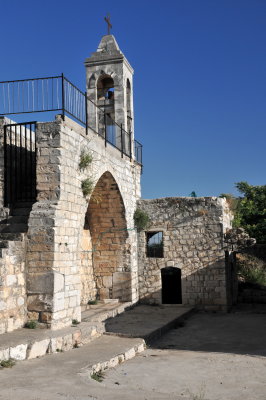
<box><xmin>26</xmin><ymin>115</ymin><xmax>141</xmax><ymax>330</ymax></box>
<box><xmin>137</xmin><ymin>197</ymin><xmax>232</xmax><ymax>310</ymax></box>
<box><xmin>0</xmin><ymin>237</ymin><xmax>26</xmax><ymax>334</ymax></box>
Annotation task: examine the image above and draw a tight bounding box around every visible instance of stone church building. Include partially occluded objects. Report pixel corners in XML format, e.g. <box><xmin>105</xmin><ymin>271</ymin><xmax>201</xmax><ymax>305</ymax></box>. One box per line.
<box><xmin>0</xmin><ymin>34</ymin><xmax>233</xmax><ymax>335</ymax></box>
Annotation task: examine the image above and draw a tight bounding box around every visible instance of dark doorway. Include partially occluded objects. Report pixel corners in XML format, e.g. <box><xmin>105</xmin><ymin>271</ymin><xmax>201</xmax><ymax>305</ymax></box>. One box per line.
<box><xmin>161</xmin><ymin>267</ymin><xmax>182</xmax><ymax>304</ymax></box>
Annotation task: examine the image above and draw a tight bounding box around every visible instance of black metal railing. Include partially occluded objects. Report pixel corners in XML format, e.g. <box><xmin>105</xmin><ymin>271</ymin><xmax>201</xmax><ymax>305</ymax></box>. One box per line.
<box><xmin>0</xmin><ymin>74</ymin><xmax>142</xmax><ymax>166</ymax></box>
<box><xmin>4</xmin><ymin>122</ymin><xmax>37</xmax><ymax>207</ymax></box>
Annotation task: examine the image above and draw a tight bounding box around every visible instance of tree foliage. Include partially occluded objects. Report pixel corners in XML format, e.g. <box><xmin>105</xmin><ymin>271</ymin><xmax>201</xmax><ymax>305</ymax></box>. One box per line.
<box><xmin>221</xmin><ymin>182</ymin><xmax>266</xmax><ymax>243</ymax></box>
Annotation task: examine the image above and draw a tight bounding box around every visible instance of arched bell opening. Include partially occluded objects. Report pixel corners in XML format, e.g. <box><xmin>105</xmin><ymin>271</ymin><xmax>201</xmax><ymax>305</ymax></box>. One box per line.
<box><xmin>97</xmin><ymin>75</ymin><xmax>115</xmax><ymax>141</ymax></box>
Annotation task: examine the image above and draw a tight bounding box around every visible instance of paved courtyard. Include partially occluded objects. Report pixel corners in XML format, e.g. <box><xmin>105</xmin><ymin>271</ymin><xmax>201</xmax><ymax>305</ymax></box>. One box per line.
<box><xmin>0</xmin><ymin>309</ymin><xmax>265</xmax><ymax>400</ymax></box>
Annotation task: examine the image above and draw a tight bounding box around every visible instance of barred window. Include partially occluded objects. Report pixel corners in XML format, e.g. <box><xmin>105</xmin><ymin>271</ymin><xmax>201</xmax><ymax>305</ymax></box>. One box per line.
<box><xmin>146</xmin><ymin>231</ymin><xmax>163</xmax><ymax>258</ymax></box>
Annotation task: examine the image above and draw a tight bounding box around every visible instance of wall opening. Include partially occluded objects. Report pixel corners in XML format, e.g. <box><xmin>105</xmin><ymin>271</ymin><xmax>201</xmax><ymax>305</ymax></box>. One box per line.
<box><xmin>146</xmin><ymin>231</ymin><xmax>164</xmax><ymax>258</ymax></box>
<box><xmin>97</xmin><ymin>75</ymin><xmax>115</xmax><ymax>140</ymax></box>
<box><xmin>83</xmin><ymin>171</ymin><xmax>131</xmax><ymax>302</ymax></box>
<box><xmin>161</xmin><ymin>267</ymin><xmax>182</xmax><ymax>304</ymax></box>
<box><xmin>126</xmin><ymin>79</ymin><xmax>132</xmax><ymax>133</ymax></box>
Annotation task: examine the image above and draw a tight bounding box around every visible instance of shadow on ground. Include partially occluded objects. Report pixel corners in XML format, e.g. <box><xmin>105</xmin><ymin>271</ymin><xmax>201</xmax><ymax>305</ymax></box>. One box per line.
<box><xmin>151</xmin><ymin>306</ymin><xmax>266</xmax><ymax>357</ymax></box>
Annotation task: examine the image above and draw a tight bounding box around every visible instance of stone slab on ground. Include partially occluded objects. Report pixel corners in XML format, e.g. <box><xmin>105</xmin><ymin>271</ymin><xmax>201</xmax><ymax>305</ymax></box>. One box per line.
<box><xmin>0</xmin><ymin>302</ymin><xmax>131</xmax><ymax>361</ymax></box>
<box><xmin>105</xmin><ymin>304</ymin><xmax>194</xmax><ymax>343</ymax></box>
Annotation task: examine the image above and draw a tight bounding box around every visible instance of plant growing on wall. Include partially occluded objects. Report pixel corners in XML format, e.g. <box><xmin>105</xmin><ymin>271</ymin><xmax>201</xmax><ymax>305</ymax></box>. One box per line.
<box><xmin>79</xmin><ymin>148</ymin><xmax>95</xmax><ymax>199</ymax></box>
<box><xmin>81</xmin><ymin>177</ymin><xmax>94</xmax><ymax>197</ymax></box>
<box><xmin>79</xmin><ymin>149</ymin><xmax>93</xmax><ymax>171</ymax></box>
<box><xmin>134</xmin><ymin>208</ymin><xmax>150</xmax><ymax>231</ymax></box>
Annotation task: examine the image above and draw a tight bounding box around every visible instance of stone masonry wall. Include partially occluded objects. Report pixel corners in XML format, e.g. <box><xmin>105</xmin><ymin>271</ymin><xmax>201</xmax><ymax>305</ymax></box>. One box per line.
<box><xmin>0</xmin><ymin>238</ymin><xmax>27</xmax><ymax>334</ymax></box>
<box><xmin>137</xmin><ymin>197</ymin><xmax>232</xmax><ymax>311</ymax></box>
<box><xmin>26</xmin><ymin>115</ymin><xmax>141</xmax><ymax>330</ymax></box>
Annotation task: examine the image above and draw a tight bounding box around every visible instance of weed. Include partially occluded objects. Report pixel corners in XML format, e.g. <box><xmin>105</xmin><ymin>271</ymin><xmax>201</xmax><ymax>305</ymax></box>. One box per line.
<box><xmin>91</xmin><ymin>371</ymin><xmax>104</xmax><ymax>382</ymax></box>
<box><xmin>87</xmin><ymin>299</ymin><xmax>98</xmax><ymax>305</ymax></box>
<box><xmin>56</xmin><ymin>348</ymin><xmax>63</xmax><ymax>352</ymax></box>
<box><xmin>72</xmin><ymin>319</ymin><xmax>80</xmax><ymax>326</ymax></box>
<box><xmin>73</xmin><ymin>342</ymin><xmax>79</xmax><ymax>348</ymax></box>
<box><xmin>79</xmin><ymin>150</ymin><xmax>93</xmax><ymax>171</ymax></box>
<box><xmin>25</xmin><ymin>320</ymin><xmax>37</xmax><ymax>329</ymax></box>
<box><xmin>197</xmin><ymin>209</ymin><xmax>208</xmax><ymax>216</ymax></box>
<box><xmin>134</xmin><ymin>208</ymin><xmax>150</xmax><ymax>231</ymax></box>
<box><xmin>237</xmin><ymin>253</ymin><xmax>266</xmax><ymax>286</ymax></box>
<box><xmin>81</xmin><ymin>178</ymin><xmax>94</xmax><ymax>197</ymax></box>
<box><xmin>0</xmin><ymin>359</ymin><xmax>15</xmax><ymax>368</ymax></box>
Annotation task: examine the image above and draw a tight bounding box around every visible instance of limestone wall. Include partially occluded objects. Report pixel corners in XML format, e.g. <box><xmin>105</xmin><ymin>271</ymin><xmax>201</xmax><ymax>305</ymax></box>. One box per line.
<box><xmin>137</xmin><ymin>197</ymin><xmax>232</xmax><ymax>310</ymax></box>
<box><xmin>27</xmin><ymin>115</ymin><xmax>141</xmax><ymax>330</ymax></box>
<box><xmin>0</xmin><ymin>238</ymin><xmax>26</xmax><ymax>334</ymax></box>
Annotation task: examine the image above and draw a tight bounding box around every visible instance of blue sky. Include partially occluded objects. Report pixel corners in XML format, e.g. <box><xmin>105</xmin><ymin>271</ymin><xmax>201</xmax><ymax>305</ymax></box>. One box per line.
<box><xmin>0</xmin><ymin>0</ymin><xmax>265</xmax><ymax>198</ymax></box>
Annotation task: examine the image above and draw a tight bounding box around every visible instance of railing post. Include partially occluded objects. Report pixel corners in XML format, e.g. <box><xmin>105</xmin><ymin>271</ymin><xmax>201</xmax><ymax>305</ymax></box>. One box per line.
<box><xmin>120</xmin><ymin>124</ymin><xmax>123</xmax><ymax>158</ymax></box>
<box><xmin>129</xmin><ymin>131</ymin><xmax>132</xmax><ymax>161</ymax></box>
<box><xmin>61</xmin><ymin>73</ymin><xmax>65</xmax><ymax>121</ymax></box>
<box><xmin>85</xmin><ymin>91</ymin><xmax>88</xmax><ymax>135</ymax></box>
<box><xmin>104</xmin><ymin>113</ymin><xmax>107</xmax><ymax>147</ymax></box>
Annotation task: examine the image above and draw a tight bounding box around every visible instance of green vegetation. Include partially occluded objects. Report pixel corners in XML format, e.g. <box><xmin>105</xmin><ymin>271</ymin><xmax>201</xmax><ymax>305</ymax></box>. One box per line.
<box><xmin>134</xmin><ymin>208</ymin><xmax>150</xmax><ymax>231</ymax></box>
<box><xmin>91</xmin><ymin>371</ymin><xmax>105</xmax><ymax>382</ymax></box>
<box><xmin>0</xmin><ymin>359</ymin><xmax>16</xmax><ymax>368</ymax></box>
<box><xmin>220</xmin><ymin>181</ymin><xmax>266</xmax><ymax>243</ymax></box>
<box><xmin>72</xmin><ymin>319</ymin><xmax>80</xmax><ymax>326</ymax></box>
<box><xmin>81</xmin><ymin>178</ymin><xmax>94</xmax><ymax>197</ymax></box>
<box><xmin>87</xmin><ymin>299</ymin><xmax>98</xmax><ymax>305</ymax></box>
<box><xmin>25</xmin><ymin>320</ymin><xmax>37</xmax><ymax>329</ymax></box>
<box><xmin>237</xmin><ymin>253</ymin><xmax>266</xmax><ymax>287</ymax></box>
<box><xmin>79</xmin><ymin>150</ymin><xmax>93</xmax><ymax>171</ymax></box>
<box><xmin>190</xmin><ymin>191</ymin><xmax>197</xmax><ymax>198</ymax></box>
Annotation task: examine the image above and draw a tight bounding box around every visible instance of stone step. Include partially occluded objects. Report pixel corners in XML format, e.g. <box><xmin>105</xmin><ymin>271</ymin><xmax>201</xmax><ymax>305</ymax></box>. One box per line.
<box><xmin>81</xmin><ymin>301</ymin><xmax>132</xmax><ymax>323</ymax></box>
<box><xmin>11</xmin><ymin>208</ymin><xmax>32</xmax><ymax>217</ymax></box>
<box><xmin>0</xmin><ymin>240</ymin><xmax>9</xmax><ymax>249</ymax></box>
<box><xmin>0</xmin><ymin>320</ymin><xmax>105</xmax><ymax>362</ymax></box>
<box><xmin>104</xmin><ymin>305</ymin><xmax>195</xmax><ymax>345</ymax></box>
<box><xmin>0</xmin><ymin>224</ymin><xmax>28</xmax><ymax>233</ymax></box>
<box><xmin>0</xmin><ymin>215</ymin><xmax>29</xmax><ymax>224</ymax></box>
<box><xmin>0</xmin><ymin>232</ymin><xmax>24</xmax><ymax>241</ymax></box>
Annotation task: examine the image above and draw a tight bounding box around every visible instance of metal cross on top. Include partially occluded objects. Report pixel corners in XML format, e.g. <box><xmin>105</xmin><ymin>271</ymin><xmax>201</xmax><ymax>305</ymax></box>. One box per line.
<box><xmin>104</xmin><ymin>14</ymin><xmax>112</xmax><ymax>35</ymax></box>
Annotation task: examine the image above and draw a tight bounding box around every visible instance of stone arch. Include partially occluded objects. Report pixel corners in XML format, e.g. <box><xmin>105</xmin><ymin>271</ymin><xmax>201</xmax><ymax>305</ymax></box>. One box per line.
<box><xmin>80</xmin><ymin>171</ymin><xmax>131</xmax><ymax>304</ymax></box>
<box><xmin>88</xmin><ymin>73</ymin><xmax>96</xmax><ymax>89</ymax></box>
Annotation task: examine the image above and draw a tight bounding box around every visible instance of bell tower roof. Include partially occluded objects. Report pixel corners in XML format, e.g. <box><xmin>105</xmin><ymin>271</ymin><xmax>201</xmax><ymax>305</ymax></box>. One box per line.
<box><xmin>85</xmin><ymin>35</ymin><xmax>133</xmax><ymax>73</ymax></box>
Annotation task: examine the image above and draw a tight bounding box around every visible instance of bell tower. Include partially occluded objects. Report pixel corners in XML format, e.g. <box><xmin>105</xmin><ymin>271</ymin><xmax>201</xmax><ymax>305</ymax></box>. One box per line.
<box><xmin>84</xmin><ymin>35</ymin><xmax>134</xmax><ymax>142</ymax></box>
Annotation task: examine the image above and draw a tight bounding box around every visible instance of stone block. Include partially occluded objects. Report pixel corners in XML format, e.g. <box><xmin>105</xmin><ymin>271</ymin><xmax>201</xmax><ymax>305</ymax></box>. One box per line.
<box><xmin>27</xmin><ymin>272</ymin><xmax>54</xmax><ymax>294</ymax></box>
<box><xmin>27</xmin><ymin>294</ymin><xmax>53</xmax><ymax>312</ymax></box>
<box><xmin>53</xmin><ymin>292</ymin><xmax>65</xmax><ymax>312</ymax></box>
<box><xmin>10</xmin><ymin>344</ymin><xmax>27</xmax><ymax>360</ymax></box>
<box><xmin>0</xmin><ymin>348</ymin><xmax>9</xmax><ymax>361</ymax></box>
<box><xmin>27</xmin><ymin>339</ymin><xmax>50</xmax><ymax>359</ymax></box>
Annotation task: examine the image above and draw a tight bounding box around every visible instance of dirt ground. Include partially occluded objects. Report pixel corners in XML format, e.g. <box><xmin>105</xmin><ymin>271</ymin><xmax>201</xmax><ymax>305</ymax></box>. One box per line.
<box><xmin>0</xmin><ymin>309</ymin><xmax>265</xmax><ymax>400</ymax></box>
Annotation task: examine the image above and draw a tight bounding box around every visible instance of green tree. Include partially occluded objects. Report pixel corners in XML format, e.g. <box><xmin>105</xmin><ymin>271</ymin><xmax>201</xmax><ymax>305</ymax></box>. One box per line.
<box><xmin>221</xmin><ymin>182</ymin><xmax>266</xmax><ymax>243</ymax></box>
<box><xmin>235</xmin><ymin>182</ymin><xmax>266</xmax><ymax>243</ymax></box>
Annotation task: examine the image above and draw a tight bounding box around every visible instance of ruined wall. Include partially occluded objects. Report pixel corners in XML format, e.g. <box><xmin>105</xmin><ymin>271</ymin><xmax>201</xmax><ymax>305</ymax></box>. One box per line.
<box><xmin>26</xmin><ymin>115</ymin><xmax>141</xmax><ymax>330</ymax></box>
<box><xmin>0</xmin><ymin>237</ymin><xmax>26</xmax><ymax>334</ymax></box>
<box><xmin>137</xmin><ymin>197</ymin><xmax>232</xmax><ymax>311</ymax></box>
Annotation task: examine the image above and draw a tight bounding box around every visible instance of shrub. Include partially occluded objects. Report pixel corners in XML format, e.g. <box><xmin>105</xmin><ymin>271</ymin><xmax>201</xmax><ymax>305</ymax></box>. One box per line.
<box><xmin>0</xmin><ymin>359</ymin><xmax>15</xmax><ymax>368</ymax></box>
<box><xmin>79</xmin><ymin>150</ymin><xmax>93</xmax><ymax>171</ymax></box>
<box><xmin>237</xmin><ymin>253</ymin><xmax>266</xmax><ymax>286</ymax></box>
<box><xmin>25</xmin><ymin>320</ymin><xmax>37</xmax><ymax>329</ymax></box>
<box><xmin>81</xmin><ymin>178</ymin><xmax>94</xmax><ymax>197</ymax></box>
<box><xmin>134</xmin><ymin>208</ymin><xmax>150</xmax><ymax>231</ymax></box>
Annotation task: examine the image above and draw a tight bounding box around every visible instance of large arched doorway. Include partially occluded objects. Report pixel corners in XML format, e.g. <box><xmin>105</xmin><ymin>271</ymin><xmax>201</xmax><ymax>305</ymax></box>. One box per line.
<box><xmin>161</xmin><ymin>267</ymin><xmax>182</xmax><ymax>304</ymax></box>
<box><xmin>82</xmin><ymin>171</ymin><xmax>131</xmax><ymax>303</ymax></box>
